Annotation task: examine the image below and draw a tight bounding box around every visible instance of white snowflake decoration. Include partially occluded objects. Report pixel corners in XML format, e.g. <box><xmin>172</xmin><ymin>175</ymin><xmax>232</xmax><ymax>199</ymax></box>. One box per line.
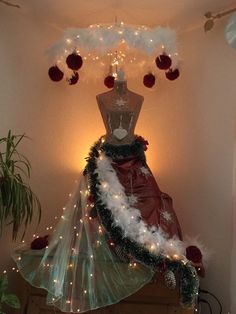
<box><xmin>127</xmin><ymin>194</ymin><xmax>138</xmax><ymax>206</ymax></box>
<box><xmin>161</xmin><ymin>210</ymin><xmax>172</xmax><ymax>222</ymax></box>
<box><xmin>115</xmin><ymin>98</ymin><xmax>127</xmax><ymax>107</ymax></box>
<box><xmin>140</xmin><ymin>166</ymin><xmax>151</xmax><ymax>177</ymax></box>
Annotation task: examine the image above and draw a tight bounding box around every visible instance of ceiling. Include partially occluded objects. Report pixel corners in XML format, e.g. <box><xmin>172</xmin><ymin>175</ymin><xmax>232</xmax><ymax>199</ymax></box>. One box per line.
<box><xmin>13</xmin><ymin>0</ymin><xmax>236</xmax><ymax>34</ymax></box>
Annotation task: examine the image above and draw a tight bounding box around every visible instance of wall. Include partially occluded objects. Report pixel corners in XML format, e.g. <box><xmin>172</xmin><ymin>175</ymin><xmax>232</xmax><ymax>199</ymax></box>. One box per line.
<box><xmin>0</xmin><ymin>6</ymin><xmax>235</xmax><ymax>314</ymax></box>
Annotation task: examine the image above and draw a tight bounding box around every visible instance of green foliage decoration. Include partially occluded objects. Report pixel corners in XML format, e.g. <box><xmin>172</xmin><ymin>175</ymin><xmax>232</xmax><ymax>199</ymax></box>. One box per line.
<box><xmin>0</xmin><ymin>130</ymin><xmax>41</xmax><ymax>240</ymax></box>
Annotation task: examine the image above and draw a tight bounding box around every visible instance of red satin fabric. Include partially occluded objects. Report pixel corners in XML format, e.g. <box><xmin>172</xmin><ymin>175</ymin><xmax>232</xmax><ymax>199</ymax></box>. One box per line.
<box><xmin>111</xmin><ymin>156</ymin><xmax>182</xmax><ymax>240</ymax></box>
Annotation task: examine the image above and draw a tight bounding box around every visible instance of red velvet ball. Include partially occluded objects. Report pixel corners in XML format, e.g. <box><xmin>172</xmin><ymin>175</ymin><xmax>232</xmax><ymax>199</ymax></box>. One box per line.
<box><xmin>165</xmin><ymin>68</ymin><xmax>180</xmax><ymax>81</ymax></box>
<box><xmin>68</xmin><ymin>72</ymin><xmax>79</xmax><ymax>85</ymax></box>
<box><xmin>143</xmin><ymin>73</ymin><xmax>156</xmax><ymax>88</ymax></box>
<box><xmin>48</xmin><ymin>66</ymin><xmax>64</xmax><ymax>82</ymax></box>
<box><xmin>31</xmin><ymin>235</ymin><xmax>49</xmax><ymax>250</ymax></box>
<box><xmin>186</xmin><ymin>245</ymin><xmax>202</xmax><ymax>264</ymax></box>
<box><xmin>66</xmin><ymin>53</ymin><xmax>83</xmax><ymax>71</ymax></box>
<box><xmin>104</xmin><ymin>75</ymin><xmax>115</xmax><ymax>88</ymax></box>
<box><xmin>155</xmin><ymin>54</ymin><xmax>172</xmax><ymax>70</ymax></box>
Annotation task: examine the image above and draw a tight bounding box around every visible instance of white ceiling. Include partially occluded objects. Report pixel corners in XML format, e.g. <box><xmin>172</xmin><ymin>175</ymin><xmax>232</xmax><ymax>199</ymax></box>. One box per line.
<box><xmin>18</xmin><ymin>0</ymin><xmax>236</xmax><ymax>33</ymax></box>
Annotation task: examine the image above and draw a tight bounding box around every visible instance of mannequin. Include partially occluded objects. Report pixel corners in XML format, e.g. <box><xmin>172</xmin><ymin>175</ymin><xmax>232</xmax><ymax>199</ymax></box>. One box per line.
<box><xmin>12</xmin><ymin>69</ymin><xmax>184</xmax><ymax>313</ymax></box>
<box><xmin>96</xmin><ymin>69</ymin><xmax>143</xmax><ymax>145</ymax></box>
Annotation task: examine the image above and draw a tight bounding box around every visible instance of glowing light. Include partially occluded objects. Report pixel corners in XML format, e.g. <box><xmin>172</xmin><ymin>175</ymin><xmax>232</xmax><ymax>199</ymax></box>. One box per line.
<box><xmin>3</xmin><ymin>270</ymin><xmax>7</xmax><ymax>274</ymax></box>
<box><xmin>66</xmin><ymin>300</ymin><xmax>71</xmax><ymax>304</ymax></box>
<box><xmin>84</xmin><ymin>290</ymin><xmax>87</xmax><ymax>294</ymax></box>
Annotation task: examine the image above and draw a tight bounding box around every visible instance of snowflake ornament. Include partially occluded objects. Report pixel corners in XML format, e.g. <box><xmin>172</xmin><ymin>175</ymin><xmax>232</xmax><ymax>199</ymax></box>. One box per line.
<box><xmin>161</xmin><ymin>210</ymin><xmax>172</xmax><ymax>222</ymax></box>
<box><xmin>115</xmin><ymin>98</ymin><xmax>127</xmax><ymax>107</ymax></box>
<box><xmin>127</xmin><ymin>194</ymin><xmax>138</xmax><ymax>205</ymax></box>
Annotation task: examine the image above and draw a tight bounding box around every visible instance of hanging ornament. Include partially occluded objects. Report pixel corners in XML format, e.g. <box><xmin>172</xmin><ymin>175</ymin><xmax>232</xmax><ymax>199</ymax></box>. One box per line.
<box><xmin>31</xmin><ymin>235</ymin><xmax>49</xmax><ymax>250</ymax></box>
<box><xmin>104</xmin><ymin>75</ymin><xmax>115</xmax><ymax>88</ymax></box>
<box><xmin>165</xmin><ymin>68</ymin><xmax>180</xmax><ymax>81</ymax></box>
<box><xmin>155</xmin><ymin>54</ymin><xmax>172</xmax><ymax>70</ymax></box>
<box><xmin>186</xmin><ymin>245</ymin><xmax>205</xmax><ymax>277</ymax></box>
<box><xmin>164</xmin><ymin>270</ymin><xmax>176</xmax><ymax>290</ymax></box>
<box><xmin>66</xmin><ymin>53</ymin><xmax>83</xmax><ymax>71</ymax></box>
<box><xmin>48</xmin><ymin>66</ymin><xmax>64</xmax><ymax>82</ymax></box>
<box><xmin>67</xmin><ymin>72</ymin><xmax>79</xmax><ymax>85</ymax></box>
<box><xmin>143</xmin><ymin>73</ymin><xmax>156</xmax><ymax>88</ymax></box>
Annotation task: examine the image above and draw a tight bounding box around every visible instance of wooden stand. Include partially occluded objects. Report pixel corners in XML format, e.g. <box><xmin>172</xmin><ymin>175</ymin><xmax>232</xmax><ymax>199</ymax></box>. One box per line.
<box><xmin>25</xmin><ymin>276</ymin><xmax>195</xmax><ymax>314</ymax></box>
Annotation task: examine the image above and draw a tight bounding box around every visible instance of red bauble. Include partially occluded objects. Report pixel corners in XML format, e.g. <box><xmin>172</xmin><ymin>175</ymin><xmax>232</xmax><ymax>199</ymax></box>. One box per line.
<box><xmin>104</xmin><ymin>75</ymin><xmax>115</xmax><ymax>88</ymax></box>
<box><xmin>66</xmin><ymin>53</ymin><xmax>83</xmax><ymax>71</ymax></box>
<box><xmin>31</xmin><ymin>235</ymin><xmax>49</xmax><ymax>250</ymax></box>
<box><xmin>165</xmin><ymin>68</ymin><xmax>180</xmax><ymax>81</ymax></box>
<box><xmin>155</xmin><ymin>54</ymin><xmax>172</xmax><ymax>70</ymax></box>
<box><xmin>68</xmin><ymin>72</ymin><xmax>79</xmax><ymax>85</ymax></box>
<box><xmin>48</xmin><ymin>66</ymin><xmax>64</xmax><ymax>82</ymax></box>
<box><xmin>186</xmin><ymin>245</ymin><xmax>202</xmax><ymax>264</ymax></box>
<box><xmin>143</xmin><ymin>73</ymin><xmax>156</xmax><ymax>88</ymax></box>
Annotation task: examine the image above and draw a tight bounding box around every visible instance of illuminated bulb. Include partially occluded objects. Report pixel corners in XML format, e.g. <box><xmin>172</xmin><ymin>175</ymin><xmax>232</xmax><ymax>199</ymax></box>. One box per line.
<box><xmin>16</xmin><ymin>270</ymin><xmax>19</xmax><ymax>273</ymax></box>
<box><xmin>77</xmin><ymin>309</ymin><xmax>80</xmax><ymax>312</ymax></box>
<box><xmin>55</xmin><ymin>216</ymin><xmax>58</xmax><ymax>219</ymax></box>
<box><xmin>46</xmin><ymin>246</ymin><xmax>48</xmax><ymax>249</ymax></box>
<box><xmin>99</xmin><ymin>156</ymin><xmax>103</xmax><ymax>160</ymax></box>
<box><xmin>18</xmin><ymin>257</ymin><xmax>21</xmax><ymax>261</ymax></box>
<box><xmin>52</xmin><ymin>298</ymin><xmax>55</xmax><ymax>301</ymax></box>
<box><xmin>84</xmin><ymin>290</ymin><xmax>87</xmax><ymax>294</ymax></box>
<box><xmin>69</xmin><ymin>264</ymin><xmax>73</xmax><ymax>268</ymax></box>
<box><xmin>134</xmin><ymin>31</ymin><xmax>139</xmax><ymax>35</ymax></box>
<box><xmin>76</xmin><ymin>233</ymin><xmax>79</xmax><ymax>236</ymax></box>
<box><xmin>69</xmin><ymin>193</ymin><xmax>72</xmax><ymax>197</ymax></box>
<box><xmin>59</xmin><ymin>236</ymin><xmax>63</xmax><ymax>239</ymax></box>
<box><xmin>61</xmin><ymin>215</ymin><xmax>65</xmax><ymax>219</ymax></box>
<box><xmin>22</xmin><ymin>240</ymin><xmax>25</xmax><ymax>243</ymax></box>
<box><xmin>74</xmin><ymin>226</ymin><xmax>77</xmax><ymax>229</ymax></box>
<box><xmin>53</xmin><ymin>279</ymin><xmax>58</xmax><ymax>283</ymax></box>
<box><xmin>150</xmin><ymin>244</ymin><xmax>156</xmax><ymax>251</ymax></box>
<box><xmin>49</xmin><ymin>226</ymin><xmax>53</xmax><ymax>230</ymax></box>
<box><xmin>66</xmin><ymin>300</ymin><xmax>71</xmax><ymax>304</ymax></box>
<box><xmin>36</xmin><ymin>236</ymin><xmax>39</xmax><ymax>238</ymax></box>
<box><xmin>12</xmin><ymin>268</ymin><xmax>15</xmax><ymax>271</ymax></box>
<box><xmin>118</xmin><ymin>30</ymin><xmax>123</xmax><ymax>35</ymax></box>
<box><xmin>131</xmin><ymin>216</ymin><xmax>134</xmax><ymax>219</ymax></box>
<box><xmin>47</xmin><ymin>264</ymin><xmax>50</xmax><ymax>267</ymax></box>
<box><xmin>90</xmin><ymin>255</ymin><xmax>93</xmax><ymax>259</ymax></box>
<box><xmin>150</xmin><ymin>39</ymin><xmax>153</xmax><ymax>42</ymax></box>
<box><xmin>33</xmin><ymin>234</ymin><xmax>36</xmax><ymax>238</ymax></box>
<box><xmin>80</xmin><ymin>219</ymin><xmax>83</xmax><ymax>223</ymax></box>
<box><xmin>133</xmin><ymin>263</ymin><xmax>137</xmax><ymax>267</ymax></box>
<box><xmin>173</xmin><ymin>254</ymin><xmax>179</xmax><ymax>259</ymax></box>
<box><xmin>70</xmin><ymin>282</ymin><xmax>73</xmax><ymax>285</ymax></box>
<box><xmin>101</xmin><ymin>137</ymin><xmax>105</xmax><ymax>143</ymax></box>
<box><xmin>90</xmin><ymin>273</ymin><xmax>93</xmax><ymax>277</ymax></box>
<box><xmin>74</xmin><ymin>204</ymin><xmax>77</xmax><ymax>208</ymax></box>
<box><xmin>89</xmin><ymin>217</ymin><xmax>92</xmax><ymax>220</ymax></box>
<box><xmin>46</xmin><ymin>227</ymin><xmax>49</xmax><ymax>230</ymax></box>
<box><xmin>3</xmin><ymin>270</ymin><xmax>7</xmax><ymax>274</ymax></box>
<box><xmin>66</xmin><ymin>38</ymin><xmax>72</xmax><ymax>44</ymax></box>
<box><xmin>169</xmin><ymin>242</ymin><xmax>173</xmax><ymax>247</ymax></box>
<box><xmin>161</xmin><ymin>45</ymin><xmax>165</xmax><ymax>49</ymax></box>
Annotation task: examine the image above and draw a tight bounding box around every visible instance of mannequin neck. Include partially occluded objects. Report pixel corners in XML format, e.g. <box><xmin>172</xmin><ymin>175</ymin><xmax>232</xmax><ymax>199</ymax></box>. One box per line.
<box><xmin>113</xmin><ymin>80</ymin><xmax>128</xmax><ymax>95</ymax></box>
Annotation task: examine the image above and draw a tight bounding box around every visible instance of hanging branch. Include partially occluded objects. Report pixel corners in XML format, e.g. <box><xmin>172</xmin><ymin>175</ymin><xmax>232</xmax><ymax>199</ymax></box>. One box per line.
<box><xmin>204</xmin><ymin>7</ymin><xmax>236</xmax><ymax>32</ymax></box>
<box><xmin>0</xmin><ymin>0</ymin><xmax>20</xmax><ymax>8</ymax></box>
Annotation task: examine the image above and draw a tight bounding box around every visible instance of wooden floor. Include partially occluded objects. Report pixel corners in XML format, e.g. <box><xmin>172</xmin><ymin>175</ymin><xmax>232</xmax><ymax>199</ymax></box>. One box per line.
<box><xmin>25</xmin><ymin>276</ymin><xmax>195</xmax><ymax>314</ymax></box>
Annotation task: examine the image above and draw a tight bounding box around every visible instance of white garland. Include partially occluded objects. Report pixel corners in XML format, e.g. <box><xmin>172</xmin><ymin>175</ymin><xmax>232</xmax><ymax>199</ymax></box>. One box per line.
<box><xmin>47</xmin><ymin>22</ymin><xmax>181</xmax><ymax>82</ymax></box>
<box><xmin>95</xmin><ymin>153</ymin><xmax>186</xmax><ymax>260</ymax></box>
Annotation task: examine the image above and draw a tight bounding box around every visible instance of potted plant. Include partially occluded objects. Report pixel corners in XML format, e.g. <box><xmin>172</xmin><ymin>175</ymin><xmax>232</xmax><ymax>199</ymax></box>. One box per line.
<box><xmin>0</xmin><ymin>275</ymin><xmax>20</xmax><ymax>314</ymax></box>
<box><xmin>0</xmin><ymin>130</ymin><xmax>41</xmax><ymax>240</ymax></box>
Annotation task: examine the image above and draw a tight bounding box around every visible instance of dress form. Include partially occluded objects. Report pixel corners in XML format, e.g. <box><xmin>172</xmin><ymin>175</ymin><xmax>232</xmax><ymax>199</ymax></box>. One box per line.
<box><xmin>96</xmin><ymin>71</ymin><xmax>143</xmax><ymax>145</ymax></box>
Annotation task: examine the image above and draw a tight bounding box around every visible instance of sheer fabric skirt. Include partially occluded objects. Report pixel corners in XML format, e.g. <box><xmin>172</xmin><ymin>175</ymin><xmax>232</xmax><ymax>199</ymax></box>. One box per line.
<box><xmin>12</xmin><ymin>174</ymin><xmax>154</xmax><ymax>313</ymax></box>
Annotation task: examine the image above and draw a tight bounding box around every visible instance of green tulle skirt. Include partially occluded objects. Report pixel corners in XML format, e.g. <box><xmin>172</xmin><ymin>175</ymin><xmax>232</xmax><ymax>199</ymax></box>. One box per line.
<box><xmin>12</xmin><ymin>174</ymin><xmax>154</xmax><ymax>313</ymax></box>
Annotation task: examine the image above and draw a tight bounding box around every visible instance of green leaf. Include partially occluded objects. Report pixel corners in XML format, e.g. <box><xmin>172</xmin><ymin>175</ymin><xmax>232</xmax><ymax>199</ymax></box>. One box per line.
<box><xmin>204</xmin><ymin>19</ymin><xmax>214</xmax><ymax>32</ymax></box>
<box><xmin>204</xmin><ymin>11</ymin><xmax>212</xmax><ymax>18</ymax></box>
<box><xmin>0</xmin><ymin>276</ymin><xmax>8</xmax><ymax>293</ymax></box>
<box><xmin>3</xmin><ymin>294</ymin><xmax>20</xmax><ymax>309</ymax></box>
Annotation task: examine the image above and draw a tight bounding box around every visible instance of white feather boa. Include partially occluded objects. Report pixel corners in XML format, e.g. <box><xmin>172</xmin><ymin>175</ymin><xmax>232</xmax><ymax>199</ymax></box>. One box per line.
<box><xmin>95</xmin><ymin>153</ymin><xmax>187</xmax><ymax>260</ymax></box>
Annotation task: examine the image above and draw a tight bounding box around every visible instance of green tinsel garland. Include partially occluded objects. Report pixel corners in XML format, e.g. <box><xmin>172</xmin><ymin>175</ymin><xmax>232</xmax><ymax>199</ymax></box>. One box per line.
<box><xmin>83</xmin><ymin>137</ymin><xmax>199</xmax><ymax>308</ymax></box>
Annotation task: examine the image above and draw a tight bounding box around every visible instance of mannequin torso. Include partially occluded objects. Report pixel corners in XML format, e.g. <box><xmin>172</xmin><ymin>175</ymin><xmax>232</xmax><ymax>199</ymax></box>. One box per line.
<box><xmin>96</xmin><ymin>80</ymin><xmax>144</xmax><ymax>145</ymax></box>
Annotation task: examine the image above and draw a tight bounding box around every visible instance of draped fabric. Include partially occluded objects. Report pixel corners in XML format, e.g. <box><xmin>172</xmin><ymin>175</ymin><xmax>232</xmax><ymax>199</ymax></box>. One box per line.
<box><xmin>12</xmin><ymin>139</ymin><xmax>182</xmax><ymax>313</ymax></box>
